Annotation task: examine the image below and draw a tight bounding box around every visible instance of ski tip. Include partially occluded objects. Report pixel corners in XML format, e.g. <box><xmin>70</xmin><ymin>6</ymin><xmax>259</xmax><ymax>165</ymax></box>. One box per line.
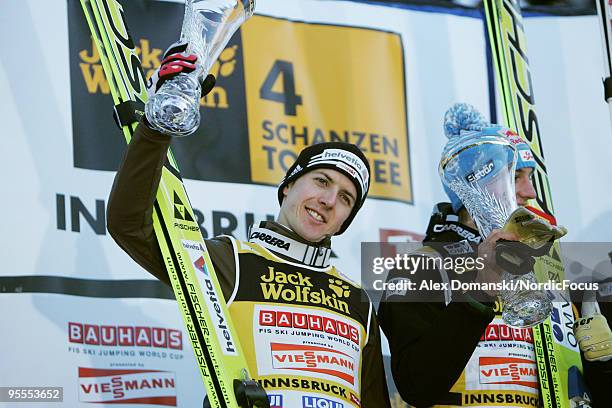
<box><xmin>443</xmin><ymin>102</ymin><xmax>489</xmax><ymax>139</ymax></box>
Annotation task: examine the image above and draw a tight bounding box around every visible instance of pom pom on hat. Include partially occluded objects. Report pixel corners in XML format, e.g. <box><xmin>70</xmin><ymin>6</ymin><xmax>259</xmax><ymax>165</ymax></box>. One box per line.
<box><xmin>443</xmin><ymin>102</ymin><xmax>489</xmax><ymax>139</ymax></box>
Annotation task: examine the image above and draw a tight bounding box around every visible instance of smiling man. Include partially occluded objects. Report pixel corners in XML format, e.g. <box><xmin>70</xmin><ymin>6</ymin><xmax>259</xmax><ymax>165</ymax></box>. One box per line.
<box><xmin>106</xmin><ymin>46</ymin><xmax>389</xmax><ymax>408</ymax></box>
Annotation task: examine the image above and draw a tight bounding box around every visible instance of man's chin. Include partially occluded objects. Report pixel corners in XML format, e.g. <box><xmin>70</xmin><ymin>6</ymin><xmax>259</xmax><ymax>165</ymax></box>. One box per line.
<box><xmin>296</xmin><ymin>226</ymin><xmax>328</xmax><ymax>243</ymax></box>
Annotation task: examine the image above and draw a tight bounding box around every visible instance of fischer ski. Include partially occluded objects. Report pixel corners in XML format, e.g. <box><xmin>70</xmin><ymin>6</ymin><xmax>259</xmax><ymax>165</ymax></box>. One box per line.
<box><xmin>482</xmin><ymin>0</ymin><xmax>584</xmax><ymax>407</ymax></box>
<box><xmin>77</xmin><ymin>1</ymin><xmax>259</xmax><ymax>407</ymax></box>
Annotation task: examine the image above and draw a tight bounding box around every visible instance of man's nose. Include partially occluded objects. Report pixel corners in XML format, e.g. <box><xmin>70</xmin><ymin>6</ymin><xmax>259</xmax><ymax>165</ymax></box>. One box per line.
<box><xmin>319</xmin><ymin>188</ymin><xmax>338</xmax><ymax>207</ymax></box>
<box><xmin>517</xmin><ymin>178</ymin><xmax>537</xmax><ymax>201</ymax></box>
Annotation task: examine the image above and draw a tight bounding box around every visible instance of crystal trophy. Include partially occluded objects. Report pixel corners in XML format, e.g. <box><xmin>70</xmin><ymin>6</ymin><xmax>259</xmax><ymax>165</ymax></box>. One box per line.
<box><xmin>440</xmin><ymin>132</ymin><xmax>552</xmax><ymax>327</ymax></box>
<box><xmin>146</xmin><ymin>0</ymin><xmax>255</xmax><ymax>136</ymax></box>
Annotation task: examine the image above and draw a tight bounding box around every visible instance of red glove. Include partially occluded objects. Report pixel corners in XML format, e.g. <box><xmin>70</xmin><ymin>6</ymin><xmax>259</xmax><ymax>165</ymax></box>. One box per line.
<box><xmin>147</xmin><ymin>42</ymin><xmax>215</xmax><ymax>96</ymax></box>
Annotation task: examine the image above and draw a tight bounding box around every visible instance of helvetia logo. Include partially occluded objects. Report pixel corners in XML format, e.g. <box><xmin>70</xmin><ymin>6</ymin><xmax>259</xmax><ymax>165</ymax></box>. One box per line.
<box><xmin>78</xmin><ymin>367</ymin><xmax>177</xmax><ymax>406</ymax></box>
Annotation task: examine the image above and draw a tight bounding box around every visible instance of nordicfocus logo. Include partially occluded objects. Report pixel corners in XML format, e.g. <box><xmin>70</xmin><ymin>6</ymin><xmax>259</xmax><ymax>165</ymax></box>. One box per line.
<box><xmin>303</xmin><ymin>395</ymin><xmax>344</xmax><ymax>408</ymax></box>
<box><xmin>480</xmin><ymin>323</ymin><xmax>534</xmax><ymax>344</ymax></box>
<box><xmin>78</xmin><ymin>367</ymin><xmax>176</xmax><ymax>405</ymax></box>
<box><xmin>259</xmin><ymin>310</ymin><xmax>359</xmax><ymax>344</ymax></box>
<box><xmin>250</xmin><ymin>231</ymin><xmax>290</xmax><ymax>251</ymax></box>
<box><xmin>432</xmin><ymin>223</ymin><xmax>481</xmax><ymax>244</ymax></box>
<box><xmin>271</xmin><ymin>343</ymin><xmax>356</xmax><ymax>385</ymax></box>
<box><xmin>69</xmin><ymin>323</ymin><xmax>182</xmax><ymax>349</ymax></box>
<box><xmin>466</xmin><ymin>160</ymin><xmax>494</xmax><ymax>183</ymax></box>
<box><xmin>479</xmin><ymin>357</ymin><xmax>538</xmax><ymax>389</ymax></box>
<box><xmin>260</xmin><ymin>267</ymin><xmax>350</xmax><ymax>314</ymax></box>
<box><xmin>173</xmin><ymin>192</ymin><xmax>199</xmax><ymax>232</ymax></box>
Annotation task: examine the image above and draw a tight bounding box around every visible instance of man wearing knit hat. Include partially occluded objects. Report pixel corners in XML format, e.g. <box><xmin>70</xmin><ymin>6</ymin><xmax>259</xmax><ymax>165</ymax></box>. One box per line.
<box><xmin>378</xmin><ymin>103</ymin><xmax>566</xmax><ymax>407</ymax></box>
<box><xmin>107</xmin><ymin>46</ymin><xmax>390</xmax><ymax>408</ymax></box>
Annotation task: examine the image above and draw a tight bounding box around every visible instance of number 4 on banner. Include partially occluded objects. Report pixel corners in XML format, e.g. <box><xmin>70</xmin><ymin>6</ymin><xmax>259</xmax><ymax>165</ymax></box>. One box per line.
<box><xmin>260</xmin><ymin>60</ymin><xmax>303</xmax><ymax>116</ymax></box>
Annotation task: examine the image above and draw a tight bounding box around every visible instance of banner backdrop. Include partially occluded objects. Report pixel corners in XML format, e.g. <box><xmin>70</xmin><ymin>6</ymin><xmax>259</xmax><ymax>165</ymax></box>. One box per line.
<box><xmin>1</xmin><ymin>0</ymin><xmax>611</xmax><ymax>407</ymax></box>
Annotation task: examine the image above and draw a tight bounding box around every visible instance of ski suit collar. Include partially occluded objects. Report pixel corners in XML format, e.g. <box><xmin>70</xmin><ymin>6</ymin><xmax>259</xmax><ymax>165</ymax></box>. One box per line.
<box><xmin>248</xmin><ymin>221</ymin><xmax>332</xmax><ymax>268</ymax></box>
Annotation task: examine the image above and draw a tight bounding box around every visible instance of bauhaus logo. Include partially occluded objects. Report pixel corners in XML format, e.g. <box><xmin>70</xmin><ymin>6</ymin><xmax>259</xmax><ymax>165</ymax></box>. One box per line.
<box><xmin>259</xmin><ymin>309</ymin><xmax>359</xmax><ymax>344</ymax></box>
<box><xmin>68</xmin><ymin>322</ymin><xmax>182</xmax><ymax>349</ymax></box>
<box><xmin>479</xmin><ymin>323</ymin><xmax>533</xmax><ymax>344</ymax></box>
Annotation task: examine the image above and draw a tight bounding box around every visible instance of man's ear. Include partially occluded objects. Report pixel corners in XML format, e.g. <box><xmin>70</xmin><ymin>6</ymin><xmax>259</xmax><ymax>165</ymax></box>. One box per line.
<box><xmin>283</xmin><ymin>182</ymin><xmax>293</xmax><ymax>198</ymax></box>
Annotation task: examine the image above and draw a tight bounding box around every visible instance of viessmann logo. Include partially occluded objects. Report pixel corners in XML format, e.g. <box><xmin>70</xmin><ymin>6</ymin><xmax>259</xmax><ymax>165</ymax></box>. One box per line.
<box><xmin>78</xmin><ymin>367</ymin><xmax>177</xmax><ymax>406</ymax></box>
<box><xmin>69</xmin><ymin>322</ymin><xmax>182</xmax><ymax>349</ymax></box>
<box><xmin>271</xmin><ymin>343</ymin><xmax>356</xmax><ymax>385</ymax></box>
<box><xmin>479</xmin><ymin>357</ymin><xmax>538</xmax><ymax>390</ymax></box>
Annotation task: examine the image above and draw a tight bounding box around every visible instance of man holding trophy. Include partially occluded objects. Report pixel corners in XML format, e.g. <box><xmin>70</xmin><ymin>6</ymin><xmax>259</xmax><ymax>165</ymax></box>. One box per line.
<box><xmin>107</xmin><ymin>2</ymin><xmax>391</xmax><ymax>407</ymax></box>
<box><xmin>378</xmin><ymin>103</ymin><xmax>568</xmax><ymax>407</ymax></box>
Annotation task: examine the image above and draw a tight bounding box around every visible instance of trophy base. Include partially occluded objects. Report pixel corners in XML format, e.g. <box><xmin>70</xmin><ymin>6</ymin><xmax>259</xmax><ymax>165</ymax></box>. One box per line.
<box><xmin>145</xmin><ymin>73</ymin><xmax>202</xmax><ymax>137</ymax></box>
<box><xmin>501</xmin><ymin>290</ymin><xmax>553</xmax><ymax>328</ymax></box>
